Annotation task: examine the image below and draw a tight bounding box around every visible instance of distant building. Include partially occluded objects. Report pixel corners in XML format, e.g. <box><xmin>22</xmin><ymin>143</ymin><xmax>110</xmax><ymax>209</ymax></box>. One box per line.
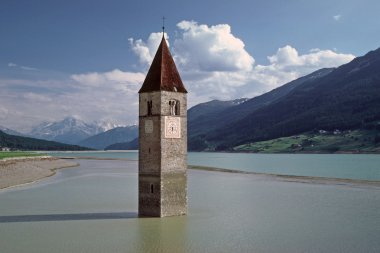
<box><xmin>138</xmin><ymin>33</ymin><xmax>188</xmax><ymax>217</ymax></box>
<box><xmin>319</xmin><ymin>130</ymin><xmax>327</xmax><ymax>134</ymax></box>
<box><xmin>1</xmin><ymin>147</ymin><xmax>10</xmax><ymax>151</ymax></box>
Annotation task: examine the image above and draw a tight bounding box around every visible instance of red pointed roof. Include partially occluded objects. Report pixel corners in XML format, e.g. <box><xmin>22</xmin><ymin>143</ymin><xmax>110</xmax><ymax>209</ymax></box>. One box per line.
<box><xmin>139</xmin><ymin>36</ymin><xmax>187</xmax><ymax>93</ymax></box>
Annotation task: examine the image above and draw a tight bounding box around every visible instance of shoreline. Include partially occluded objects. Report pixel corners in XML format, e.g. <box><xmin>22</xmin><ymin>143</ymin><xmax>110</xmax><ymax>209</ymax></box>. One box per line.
<box><xmin>0</xmin><ymin>157</ymin><xmax>79</xmax><ymax>190</ymax></box>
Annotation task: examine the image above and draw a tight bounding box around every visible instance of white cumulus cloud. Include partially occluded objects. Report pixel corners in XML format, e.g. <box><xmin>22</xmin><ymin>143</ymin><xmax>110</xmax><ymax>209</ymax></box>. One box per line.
<box><xmin>128</xmin><ymin>21</ymin><xmax>355</xmax><ymax>104</ymax></box>
<box><xmin>268</xmin><ymin>46</ymin><xmax>354</xmax><ymax>69</ymax></box>
<box><xmin>246</xmin><ymin>46</ymin><xmax>355</xmax><ymax>95</ymax></box>
<box><xmin>1</xmin><ymin>20</ymin><xmax>357</xmax><ymax>131</ymax></box>
<box><xmin>128</xmin><ymin>21</ymin><xmax>256</xmax><ymax>103</ymax></box>
<box><xmin>174</xmin><ymin>20</ymin><xmax>254</xmax><ymax>72</ymax></box>
<box><xmin>128</xmin><ymin>33</ymin><xmax>169</xmax><ymax>66</ymax></box>
<box><xmin>261</xmin><ymin>45</ymin><xmax>355</xmax><ymax>85</ymax></box>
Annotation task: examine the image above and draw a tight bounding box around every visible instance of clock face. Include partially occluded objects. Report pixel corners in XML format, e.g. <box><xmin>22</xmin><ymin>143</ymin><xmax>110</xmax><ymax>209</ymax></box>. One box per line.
<box><xmin>145</xmin><ymin>120</ymin><xmax>153</xmax><ymax>133</ymax></box>
<box><xmin>164</xmin><ymin>116</ymin><xmax>181</xmax><ymax>138</ymax></box>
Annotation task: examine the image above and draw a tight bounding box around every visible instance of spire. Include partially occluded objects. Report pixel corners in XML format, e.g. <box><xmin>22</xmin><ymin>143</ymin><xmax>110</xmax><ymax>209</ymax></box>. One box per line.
<box><xmin>138</xmin><ymin>35</ymin><xmax>187</xmax><ymax>93</ymax></box>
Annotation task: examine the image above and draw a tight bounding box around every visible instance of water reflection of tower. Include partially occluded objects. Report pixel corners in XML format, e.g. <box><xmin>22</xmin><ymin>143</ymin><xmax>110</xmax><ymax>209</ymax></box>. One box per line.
<box><xmin>135</xmin><ymin>217</ymin><xmax>188</xmax><ymax>252</ymax></box>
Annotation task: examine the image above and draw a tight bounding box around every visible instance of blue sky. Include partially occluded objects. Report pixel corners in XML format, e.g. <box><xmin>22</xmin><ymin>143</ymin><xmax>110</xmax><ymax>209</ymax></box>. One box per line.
<box><xmin>1</xmin><ymin>0</ymin><xmax>379</xmax><ymax>131</ymax></box>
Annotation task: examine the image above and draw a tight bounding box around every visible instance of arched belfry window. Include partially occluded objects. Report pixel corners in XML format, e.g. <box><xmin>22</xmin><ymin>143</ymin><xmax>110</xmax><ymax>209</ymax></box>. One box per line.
<box><xmin>169</xmin><ymin>100</ymin><xmax>180</xmax><ymax>115</ymax></box>
<box><xmin>147</xmin><ymin>100</ymin><xmax>152</xmax><ymax>115</ymax></box>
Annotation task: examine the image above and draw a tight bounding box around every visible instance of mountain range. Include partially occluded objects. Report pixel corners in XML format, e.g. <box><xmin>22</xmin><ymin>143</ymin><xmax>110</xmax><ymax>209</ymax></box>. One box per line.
<box><xmin>0</xmin><ymin>130</ymin><xmax>89</xmax><ymax>151</ymax></box>
<box><xmin>97</xmin><ymin>47</ymin><xmax>380</xmax><ymax>152</ymax></box>
<box><xmin>27</xmin><ymin>117</ymin><xmax>119</xmax><ymax>144</ymax></box>
<box><xmin>188</xmin><ymin>47</ymin><xmax>380</xmax><ymax>150</ymax></box>
<box><xmin>1</xmin><ymin>118</ymin><xmax>138</xmax><ymax>150</ymax></box>
<box><xmin>0</xmin><ymin>126</ymin><xmax>25</xmax><ymax>137</ymax></box>
<box><xmin>188</xmin><ymin>68</ymin><xmax>334</xmax><ymax>140</ymax></box>
<box><xmin>1</xmin><ymin>47</ymin><xmax>379</xmax><ymax>152</ymax></box>
<box><xmin>78</xmin><ymin>126</ymin><xmax>138</xmax><ymax>149</ymax></box>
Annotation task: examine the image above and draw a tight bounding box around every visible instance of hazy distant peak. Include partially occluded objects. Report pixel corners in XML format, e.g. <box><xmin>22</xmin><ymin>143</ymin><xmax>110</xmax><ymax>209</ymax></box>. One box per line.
<box><xmin>93</xmin><ymin>121</ymin><xmax>127</xmax><ymax>132</ymax></box>
<box><xmin>0</xmin><ymin>125</ymin><xmax>25</xmax><ymax>136</ymax></box>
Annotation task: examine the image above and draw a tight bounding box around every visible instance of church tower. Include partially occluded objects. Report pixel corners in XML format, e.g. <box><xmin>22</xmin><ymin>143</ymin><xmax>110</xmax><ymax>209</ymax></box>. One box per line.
<box><xmin>138</xmin><ymin>34</ymin><xmax>188</xmax><ymax>217</ymax></box>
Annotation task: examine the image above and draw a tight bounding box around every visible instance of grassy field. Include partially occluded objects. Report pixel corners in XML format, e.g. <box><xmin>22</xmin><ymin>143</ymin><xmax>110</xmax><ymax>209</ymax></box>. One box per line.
<box><xmin>234</xmin><ymin>129</ymin><xmax>380</xmax><ymax>153</ymax></box>
<box><xmin>0</xmin><ymin>151</ymin><xmax>45</xmax><ymax>160</ymax></box>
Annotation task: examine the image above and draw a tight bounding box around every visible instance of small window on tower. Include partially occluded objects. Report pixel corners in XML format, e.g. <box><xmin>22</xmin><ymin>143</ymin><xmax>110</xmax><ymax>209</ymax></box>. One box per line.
<box><xmin>169</xmin><ymin>100</ymin><xmax>180</xmax><ymax>115</ymax></box>
<box><xmin>150</xmin><ymin>184</ymin><xmax>154</xmax><ymax>194</ymax></box>
<box><xmin>147</xmin><ymin>100</ymin><xmax>152</xmax><ymax>115</ymax></box>
<box><xmin>175</xmin><ymin>101</ymin><xmax>180</xmax><ymax>115</ymax></box>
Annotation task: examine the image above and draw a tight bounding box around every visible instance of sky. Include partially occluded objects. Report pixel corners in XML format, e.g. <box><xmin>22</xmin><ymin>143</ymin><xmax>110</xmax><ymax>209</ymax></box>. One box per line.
<box><xmin>1</xmin><ymin>0</ymin><xmax>379</xmax><ymax>132</ymax></box>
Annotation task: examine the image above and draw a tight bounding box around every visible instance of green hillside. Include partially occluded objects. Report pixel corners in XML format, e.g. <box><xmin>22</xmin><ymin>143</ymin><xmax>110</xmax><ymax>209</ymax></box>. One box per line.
<box><xmin>0</xmin><ymin>151</ymin><xmax>44</xmax><ymax>159</ymax></box>
<box><xmin>0</xmin><ymin>130</ymin><xmax>91</xmax><ymax>151</ymax></box>
<box><xmin>234</xmin><ymin>129</ymin><xmax>380</xmax><ymax>153</ymax></box>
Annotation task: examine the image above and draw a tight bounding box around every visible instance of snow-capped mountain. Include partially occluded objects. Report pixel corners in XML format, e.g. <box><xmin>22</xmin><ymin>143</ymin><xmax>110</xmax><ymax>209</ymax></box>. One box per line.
<box><xmin>231</xmin><ymin>98</ymin><xmax>249</xmax><ymax>105</ymax></box>
<box><xmin>94</xmin><ymin>121</ymin><xmax>126</xmax><ymax>132</ymax></box>
<box><xmin>0</xmin><ymin>125</ymin><xmax>25</xmax><ymax>136</ymax></box>
<box><xmin>28</xmin><ymin>117</ymin><xmax>120</xmax><ymax>144</ymax></box>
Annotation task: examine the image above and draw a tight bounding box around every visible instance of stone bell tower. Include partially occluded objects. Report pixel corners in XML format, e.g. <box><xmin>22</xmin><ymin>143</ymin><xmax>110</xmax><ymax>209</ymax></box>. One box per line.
<box><xmin>138</xmin><ymin>34</ymin><xmax>187</xmax><ymax>217</ymax></box>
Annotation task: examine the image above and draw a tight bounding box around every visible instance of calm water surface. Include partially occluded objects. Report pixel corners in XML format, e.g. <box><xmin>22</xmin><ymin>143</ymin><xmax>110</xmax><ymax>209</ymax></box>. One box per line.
<box><xmin>49</xmin><ymin>151</ymin><xmax>380</xmax><ymax>180</ymax></box>
<box><xmin>0</xmin><ymin>159</ymin><xmax>379</xmax><ymax>253</ymax></box>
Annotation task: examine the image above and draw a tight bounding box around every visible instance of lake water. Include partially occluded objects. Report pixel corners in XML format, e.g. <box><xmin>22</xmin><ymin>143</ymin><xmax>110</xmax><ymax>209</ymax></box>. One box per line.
<box><xmin>49</xmin><ymin>151</ymin><xmax>380</xmax><ymax>181</ymax></box>
<box><xmin>0</xmin><ymin>160</ymin><xmax>380</xmax><ymax>253</ymax></box>
<box><xmin>0</xmin><ymin>159</ymin><xmax>379</xmax><ymax>253</ymax></box>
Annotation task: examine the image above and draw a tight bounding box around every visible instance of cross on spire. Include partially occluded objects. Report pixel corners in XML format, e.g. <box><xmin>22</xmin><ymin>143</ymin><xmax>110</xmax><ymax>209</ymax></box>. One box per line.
<box><xmin>162</xmin><ymin>16</ymin><xmax>165</xmax><ymax>34</ymax></box>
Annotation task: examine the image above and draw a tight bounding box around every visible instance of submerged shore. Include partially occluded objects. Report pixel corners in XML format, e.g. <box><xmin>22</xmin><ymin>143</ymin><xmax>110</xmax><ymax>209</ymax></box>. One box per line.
<box><xmin>61</xmin><ymin>156</ymin><xmax>380</xmax><ymax>186</ymax></box>
<box><xmin>1</xmin><ymin>155</ymin><xmax>378</xmax><ymax>190</ymax></box>
<box><xmin>0</xmin><ymin>157</ymin><xmax>78</xmax><ymax>190</ymax></box>
<box><xmin>55</xmin><ymin>156</ymin><xmax>380</xmax><ymax>187</ymax></box>
<box><xmin>189</xmin><ymin>165</ymin><xmax>380</xmax><ymax>187</ymax></box>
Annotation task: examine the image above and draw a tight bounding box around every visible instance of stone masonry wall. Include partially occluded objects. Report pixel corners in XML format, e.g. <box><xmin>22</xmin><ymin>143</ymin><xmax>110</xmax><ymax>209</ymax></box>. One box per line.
<box><xmin>138</xmin><ymin>91</ymin><xmax>187</xmax><ymax>217</ymax></box>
